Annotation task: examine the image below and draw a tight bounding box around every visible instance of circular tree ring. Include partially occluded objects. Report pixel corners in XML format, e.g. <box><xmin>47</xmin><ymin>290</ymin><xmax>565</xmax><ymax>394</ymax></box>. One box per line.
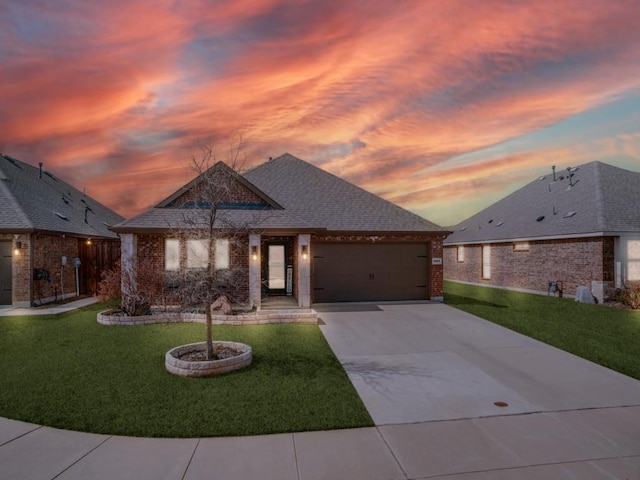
<box><xmin>165</xmin><ymin>341</ymin><xmax>252</xmax><ymax>377</ymax></box>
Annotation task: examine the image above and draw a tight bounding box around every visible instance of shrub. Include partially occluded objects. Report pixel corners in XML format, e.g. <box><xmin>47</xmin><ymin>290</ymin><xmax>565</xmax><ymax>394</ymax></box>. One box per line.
<box><xmin>618</xmin><ymin>282</ymin><xmax>640</xmax><ymax>310</ymax></box>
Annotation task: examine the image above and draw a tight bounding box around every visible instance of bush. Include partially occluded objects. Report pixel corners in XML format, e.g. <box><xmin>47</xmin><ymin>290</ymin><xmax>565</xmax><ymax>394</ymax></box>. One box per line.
<box><xmin>97</xmin><ymin>259</ymin><xmax>156</xmax><ymax>316</ymax></box>
<box><xmin>618</xmin><ymin>282</ymin><xmax>640</xmax><ymax>310</ymax></box>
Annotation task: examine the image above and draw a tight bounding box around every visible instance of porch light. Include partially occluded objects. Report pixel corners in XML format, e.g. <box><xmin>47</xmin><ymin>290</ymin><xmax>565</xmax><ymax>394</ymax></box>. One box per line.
<box><xmin>251</xmin><ymin>245</ymin><xmax>258</xmax><ymax>261</ymax></box>
<box><xmin>301</xmin><ymin>245</ymin><xmax>308</xmax><ymax>261</ymax></box>
<box><xmin>13</xmin><ymin>241</ymin><xmax>22</xmax><ymax>256</ymax></box>
<box><xmin>86</xmin><ymin>238</ymin><xmax>92</xmax><ymax>245</ymax></box>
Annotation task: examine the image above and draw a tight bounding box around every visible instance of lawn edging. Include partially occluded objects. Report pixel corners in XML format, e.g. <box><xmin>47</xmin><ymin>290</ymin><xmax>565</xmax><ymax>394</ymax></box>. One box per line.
<box><xmin>97</xmin><ymin>309</ymin><xmax>319</xmax><ymax>326</ymax></box>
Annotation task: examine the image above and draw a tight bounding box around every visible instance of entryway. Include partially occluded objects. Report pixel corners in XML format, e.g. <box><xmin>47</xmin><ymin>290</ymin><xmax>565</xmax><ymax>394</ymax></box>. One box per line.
<box><xmin>262</xmin><ymin>237</ymin><xmax>294</xmax><ymax>298</ymax></box>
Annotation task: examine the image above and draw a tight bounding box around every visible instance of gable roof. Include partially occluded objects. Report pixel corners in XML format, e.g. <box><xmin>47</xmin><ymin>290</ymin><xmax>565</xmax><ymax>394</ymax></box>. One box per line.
<box><xmin>157</xmin><ymin>161</ymin><xmax>283</xmax><ymax>209</ymax></box>
<box><xmin>244</xmin><ymin>153</ymin><xmax>445</xmax><ymax>233</ymax></box>
<box><xmin>113</xmin><ymin>153</ymin><xmax>446</xmax><ymax>234</ymax></box>
<box><xmin>0</xmin><ymin>154</ymin><xmax>123</xmax><ymax>239</ymax></box>
<box><xmin>445</xmin><ymin>161</ymin><xmax>640</xmax><ymax>245</ymax></box>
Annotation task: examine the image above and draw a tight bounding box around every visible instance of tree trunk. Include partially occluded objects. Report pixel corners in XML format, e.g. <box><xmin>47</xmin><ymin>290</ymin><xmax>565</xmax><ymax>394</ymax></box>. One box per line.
<box><xmin>205</xmin><ymin>302</ymin><xmax>213</xmax><ymax>360</ymax></box>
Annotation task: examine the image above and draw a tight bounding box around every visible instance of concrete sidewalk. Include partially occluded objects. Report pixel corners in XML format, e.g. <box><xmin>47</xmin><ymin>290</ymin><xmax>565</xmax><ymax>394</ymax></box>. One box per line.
<box><xmin>1</xmin><ymin>302</ymin><xmax>639</xmax><ymax>479</ymax></box>
<box><xmin>0</xmin><ymin>297</ymin><xmax>99</xmax><ymax>317</ymax></box>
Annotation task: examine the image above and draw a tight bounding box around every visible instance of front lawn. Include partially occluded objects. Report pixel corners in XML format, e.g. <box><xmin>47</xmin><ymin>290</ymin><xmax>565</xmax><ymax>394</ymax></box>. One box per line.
<box><xmin>0</xmin><ymin>303</ymin><xmax>372</xmax><ymax>437</ymax></box>
<box><xmin>445</xmin><ymin>281</ymin><xmax>640</xmax><ymax>380</ymax></box>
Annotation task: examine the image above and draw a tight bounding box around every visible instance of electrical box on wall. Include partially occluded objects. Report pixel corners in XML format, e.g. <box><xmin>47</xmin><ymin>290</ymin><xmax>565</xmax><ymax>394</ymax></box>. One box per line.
<box><xmin>73</xmin><ymin>257</ymin><xmax>81</xmax><ymax>268</ymax></box>
<box><xmin>60</xmin><ymin>256</ymin><xmax>67</xmax><ymax>266</ymax></box>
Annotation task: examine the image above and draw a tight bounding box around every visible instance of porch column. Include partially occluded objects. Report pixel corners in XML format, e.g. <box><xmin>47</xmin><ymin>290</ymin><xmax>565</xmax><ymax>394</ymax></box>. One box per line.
<box><xmin>120</xmin><ymin>233</ymin><xmax>137</xmax><ymax>297</ymax></box>
<box><xmin>297</xmin><ymin>234</ymin><xmax>311</xmax><ymax>307</ymax></box>
<box><xmin>249</xmin><ymin>234</ymin><xmax>261</xmax><ymax>310</ymax></box>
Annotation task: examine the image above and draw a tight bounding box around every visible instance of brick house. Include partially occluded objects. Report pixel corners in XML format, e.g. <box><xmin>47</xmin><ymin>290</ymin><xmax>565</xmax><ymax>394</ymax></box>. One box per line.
<box><xmin>444</xmin><ymin>161</ymin><xmax>640</xmax><ymax>302</ymax></box>
<box><xmin>0</xmin><ymin>154</ymin><xmax>123</xmax><ymax>307</ymax></box>
<box><xmin>112</xmin><ymin>153</ymin><xmax>448</xmax><ymax>308</ymax></box>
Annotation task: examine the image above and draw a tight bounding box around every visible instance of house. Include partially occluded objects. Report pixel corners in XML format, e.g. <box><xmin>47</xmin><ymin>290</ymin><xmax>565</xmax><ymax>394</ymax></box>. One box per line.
<box><xmin>0</xmin><ymin>154</ymin><xmax>123</xmax><ymax>307</ymax></box>
<box><xmin>444</xmin><ymin>161</ymin><xmax>640</xmax><ymax>302</ymax></box>
<box><xmin>111</xmin><ymin>153</ymin><xmax>449</xmax><ymax>308</ymax></box>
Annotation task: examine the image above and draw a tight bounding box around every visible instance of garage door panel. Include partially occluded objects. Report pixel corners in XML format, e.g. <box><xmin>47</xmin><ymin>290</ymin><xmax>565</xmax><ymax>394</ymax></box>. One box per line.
<box><xmin>313</xmin><ymin>243</ymin><xmax>428</xmax><ymax>303</ymax></box>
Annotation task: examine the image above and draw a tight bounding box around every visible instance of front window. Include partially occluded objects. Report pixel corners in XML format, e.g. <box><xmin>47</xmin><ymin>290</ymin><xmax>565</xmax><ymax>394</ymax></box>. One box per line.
<box><xmin>186</xmin><ymin>239</ymin><xmax>209</xmax><ymax>269</ymax></box>
<box><xmin>165</xmin><ymin>239</ymin><xmax>180</xmax><ymax>271</ymax></box>
<box><xmin>457</xmin><ymin>245</ymin><xmax>464</xmax><ymax>262</ymax></box>
<box><xmin>215</xmin><ymin>239</ymin><xmax>230</xmax><ymax>270</ymax></box>
<box><xmin>628</xmin><ymin>240</ymin><xmax>640</xmax><ymax>281</ymax></box>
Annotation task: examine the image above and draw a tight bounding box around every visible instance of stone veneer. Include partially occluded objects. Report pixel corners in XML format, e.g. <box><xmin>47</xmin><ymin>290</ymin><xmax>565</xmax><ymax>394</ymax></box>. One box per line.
<box><xmin>97</xmin><ymin>309</ymin><xmax>319</xmax><ymax>326</ymax></box>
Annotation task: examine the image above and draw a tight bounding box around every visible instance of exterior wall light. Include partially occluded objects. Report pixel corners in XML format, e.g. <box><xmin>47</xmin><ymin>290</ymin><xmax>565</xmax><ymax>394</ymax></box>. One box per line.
<box><xmin>86</xmin><ymin>238</ymin><xmax>92</xmax><ymax>245</ymax></box>
<box><xmin>13</xmin><ymin>241</ymin><xmax>22</xmax><ymax>256</ymax></box>
<box><xmin>301</xmin><ymin>245</ymin><xmax>308</xmax><ymax>261</ymax></box>
<box><xmin>251</xmin><ymin>245</ymin><xmax>258</xmax><ymax>262</ymax></box>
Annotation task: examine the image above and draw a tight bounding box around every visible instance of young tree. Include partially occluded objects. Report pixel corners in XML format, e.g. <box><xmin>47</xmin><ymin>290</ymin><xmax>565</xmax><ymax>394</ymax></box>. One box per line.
<box><xmin>166</xmin><ymin>142</ymin><xmax>261</xmax><ymax>359</ymax></box>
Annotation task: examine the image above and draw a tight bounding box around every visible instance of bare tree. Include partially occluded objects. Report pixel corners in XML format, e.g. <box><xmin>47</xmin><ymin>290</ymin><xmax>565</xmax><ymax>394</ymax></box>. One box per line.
<box><xmin>165</xmin><ymin>141</ymin><xmax>261</xmax><ymax>359</ymax></box>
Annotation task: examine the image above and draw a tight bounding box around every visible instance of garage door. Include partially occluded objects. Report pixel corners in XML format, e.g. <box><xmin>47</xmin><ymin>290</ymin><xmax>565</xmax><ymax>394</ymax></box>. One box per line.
<box><xmin>312</xmin><ymin>243</ymin><xmax>428</xmax><ymax>303</ymax></box>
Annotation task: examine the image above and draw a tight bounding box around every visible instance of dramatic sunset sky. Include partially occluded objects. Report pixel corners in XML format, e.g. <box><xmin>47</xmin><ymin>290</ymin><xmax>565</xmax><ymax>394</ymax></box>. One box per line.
<box><xmin>2</xmin><ymin>0</ymin><xmax>640</xmax><ymax>226</ymax></box>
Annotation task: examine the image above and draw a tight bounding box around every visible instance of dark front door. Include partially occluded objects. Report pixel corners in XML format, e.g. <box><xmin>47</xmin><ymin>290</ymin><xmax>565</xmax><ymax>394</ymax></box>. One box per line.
<box><xmin>313</xmin><ymin>243</ymin><xmax>429</xmax><ymax>303</ymax></box>
<box><xmin>0</xmin><ymin>241</ymin><xmax>12</xmax><ymax>305</ymax></box>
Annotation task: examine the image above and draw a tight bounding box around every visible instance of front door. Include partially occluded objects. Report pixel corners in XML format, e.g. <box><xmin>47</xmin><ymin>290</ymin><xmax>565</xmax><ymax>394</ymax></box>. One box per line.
<box><xmin>267</xmin><ymin>244</ymin><xmax>287</xmax><ymax>295</ymax></box>
<box><xmin>0</xmin><ymin>241</ymin><xmax>12</xmax><ymax>305</ymax></box>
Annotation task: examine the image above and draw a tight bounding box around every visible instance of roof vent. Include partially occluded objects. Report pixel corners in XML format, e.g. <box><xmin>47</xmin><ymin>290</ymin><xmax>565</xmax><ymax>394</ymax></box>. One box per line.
<box><xmin>460</xmin><ymin>226</ymin><xmax>467</xmax><ymax>231</ymax></box>
<box><xmin>563</xmin><ymin>211</ymin><xmax>577</xmax><ymax>218</ymax></box>
<box><xmin>496</xmin><ymin>221</ymin><xmax>504</xmax><ymax>227</ymax></box>
<box><xmin>536</xmin><ymin>215</ymin><xmax>545</xmax><ymax>222</ymax></box>
<box><xmin>488</xmin><ymin>219</ymin><xmax>493</xmax><ymax>224</ymax></box>
<box><xmin>538</xmin><ymin>176</ymin><xmax>546</xmax><ymax>181</ymax></box>
<box><xmin>54</xmin><ymin>212</ymin><xmax>69</xmax><ymax>221</ymax></box>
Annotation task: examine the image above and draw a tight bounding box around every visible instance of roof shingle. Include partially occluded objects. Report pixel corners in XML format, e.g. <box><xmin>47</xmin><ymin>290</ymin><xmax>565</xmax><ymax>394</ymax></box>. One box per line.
<box><xmin>0</xmin><ymin>154</ymin><xmax>123</xmax><ymax>238</ymax></box>
<box><xmin>445</xmin><ymin>161</ymin><xmax>640</xmax><ymax>245</ymax></box>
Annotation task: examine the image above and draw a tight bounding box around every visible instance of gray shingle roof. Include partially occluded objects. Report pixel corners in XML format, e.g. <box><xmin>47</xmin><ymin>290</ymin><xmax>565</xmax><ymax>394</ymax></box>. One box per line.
<box><xmin>445</xmin><ymin>161</ymin><xmax>640</xmax><ymax>245</ymax></box>
<box><xmin>114</xmin><ymin>153</ymin><xmax>446</xmax><ymax>234</ymax></box>
<box><xmin>0</xmin><ymin>154</ymin><xmax>123</xmax><ymax>238</ymax></box>
<box><xmin>244</xmin><ymin>153</ymin><xmax>445</xmax><ymax>232</ymax></box>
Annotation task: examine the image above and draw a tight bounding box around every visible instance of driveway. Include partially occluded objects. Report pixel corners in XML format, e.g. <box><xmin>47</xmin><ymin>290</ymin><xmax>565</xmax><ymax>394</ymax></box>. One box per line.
<box><xmin>318</xmin><ymin>302</ymin><xmax>640</xmax><ymax>425</ymax></box>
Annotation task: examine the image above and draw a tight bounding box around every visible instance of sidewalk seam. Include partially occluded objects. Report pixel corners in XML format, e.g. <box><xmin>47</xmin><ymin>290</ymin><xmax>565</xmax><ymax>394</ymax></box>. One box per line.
<box><xmin>50</xmin><ymin>434</ymin><xmax>112</xmax><ymax>479</ymax></box>
<box><xmin>376</xmin><ymin>426</ymin><xmax>409</xmax><ymax>480</ymax></box>
<box><xmin>181</xmin><ymin>437</ymin><xmax>200</xmax><ymax>480</ymax></box>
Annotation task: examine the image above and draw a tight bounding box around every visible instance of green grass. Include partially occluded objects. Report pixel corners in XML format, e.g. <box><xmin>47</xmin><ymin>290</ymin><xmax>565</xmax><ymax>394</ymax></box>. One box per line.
<box><xmin>0</xmin><ymin>303</ymin><xmax>372</xmax><ymax>437</ymax></box>
<box><xmin>445</xmin><ymin>281</ymin><xmax>640</xmax><ymax>380</ymax></box>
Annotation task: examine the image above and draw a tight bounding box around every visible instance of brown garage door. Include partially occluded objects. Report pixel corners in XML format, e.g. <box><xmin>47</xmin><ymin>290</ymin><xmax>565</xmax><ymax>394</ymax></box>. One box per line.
<box><xmin>312</xmin><ymin>243</ymin><xmax>428</xmax><ymax>303</ymax></box>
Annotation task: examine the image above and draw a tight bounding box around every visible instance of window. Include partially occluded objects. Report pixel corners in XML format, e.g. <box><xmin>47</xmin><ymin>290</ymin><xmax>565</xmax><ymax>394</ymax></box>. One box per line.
<box><xmin>457</xmin><ymin>245</ymin><xmax>464</xmax><ymax>262</ymax></box>
<box><xmin>514</xmin><ymin>242</ymin><xmax>529</xmax><ymax>252</ymax></box>
<box><xmin>628</xmin><ymin>240</ymin><xmax>640</xmax><ymax>281</ymax></box>
<box><xmin>187</xmin><ymin>239</ymin><xmax>209</xmax><ymax>269</ymax></box>
<box><xmin>215</xmin><ymin>239</ymin><xmax>230</xmax><ymax>270</ymax></box>
<box><xmin>165</xmin><ymin>239</ymin><xmax>180</xmax><ymax>271</ymax></box>
<box><xmin>482</xmin><ymin>245</ymin><xmax>491</xmax><ymax>279</ymax></box>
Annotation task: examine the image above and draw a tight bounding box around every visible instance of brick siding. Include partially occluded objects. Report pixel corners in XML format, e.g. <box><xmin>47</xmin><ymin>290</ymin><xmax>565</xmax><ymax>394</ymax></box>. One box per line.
<box><xmin>444</xmin><ymin>236</ymin><xmax>616</xmax><ymax>296</ymax></box>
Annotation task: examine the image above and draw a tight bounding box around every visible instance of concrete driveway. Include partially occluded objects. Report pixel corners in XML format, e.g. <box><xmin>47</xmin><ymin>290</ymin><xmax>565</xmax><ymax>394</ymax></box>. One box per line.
<box><xmin>318</xmin><ymin>302</ymin><xmax>640</xmax><ymax>425</ymax></box>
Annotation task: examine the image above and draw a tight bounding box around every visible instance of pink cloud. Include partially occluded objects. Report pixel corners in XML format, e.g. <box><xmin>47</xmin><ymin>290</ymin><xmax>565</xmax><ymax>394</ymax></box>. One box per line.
<box><xmin>1</xmin><ymin>0</ymin><xmax>640</xmax><ymax>224</ymax></box>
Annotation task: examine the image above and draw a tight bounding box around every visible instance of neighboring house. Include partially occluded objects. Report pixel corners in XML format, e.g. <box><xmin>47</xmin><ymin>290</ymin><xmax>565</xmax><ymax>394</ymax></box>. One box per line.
<box><xmin>112</xmin><ymin>153</ymin><xmax>448</xmax><ymax>308</ymax></box>
<box><xmin>444</xmin><ymin>161</ymin><xmax>640</xmax><ymax>302</ymax></box>
<box><xmin>0</xmin><ymin>154</ymin><xmax>123</xmax><ymax>307</ymax></box>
